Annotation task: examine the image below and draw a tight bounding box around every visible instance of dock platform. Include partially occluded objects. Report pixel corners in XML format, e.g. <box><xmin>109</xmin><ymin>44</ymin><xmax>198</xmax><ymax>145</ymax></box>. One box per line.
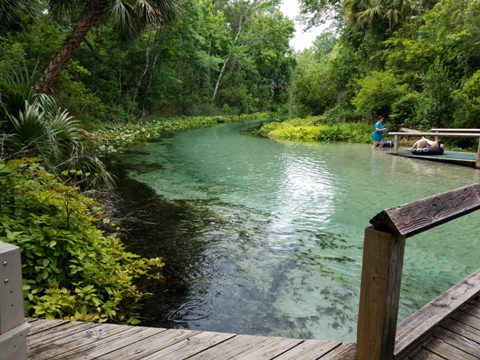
<box><xmin>25</xmin><ymin>291</ymin><xmax>480</xmax><ymax>359</ymax></box>
<box><xmin>395</xmin><ymin>150</ymin><xmax>478</xmax><ymax>167</ymax></box>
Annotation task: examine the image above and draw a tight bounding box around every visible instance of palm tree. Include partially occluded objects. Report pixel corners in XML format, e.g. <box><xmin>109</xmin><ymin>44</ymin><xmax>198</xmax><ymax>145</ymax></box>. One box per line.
<box><xmin>0</xmin><ymin>0</ymin><xmax>38</xmax><ymax>35</ymax></box>
<box><xmin>343</xmin><ymin>0</ymin><xmax>418</xmax><ymax>29</ymax></box>
<box><xmin>1</xmin><ymin>68</ymin><xmax>115</xmax><ymax>190</ymax></box>
<box><xmin>35</xmin><ymin>0</ymin><xmax>183</xmax><ymax>93</ymax></box>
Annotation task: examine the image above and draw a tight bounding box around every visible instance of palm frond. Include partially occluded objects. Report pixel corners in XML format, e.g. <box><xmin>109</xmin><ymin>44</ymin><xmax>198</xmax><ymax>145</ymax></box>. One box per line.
<box><xmin>110</xmin><ymin>0</ymin><xmax>140</xmax><ymax>43</ymax></box>
<box><xmin>0</xmin><ymin>0</ymin><xmax>39</xmax><ymax>35</ymax></box>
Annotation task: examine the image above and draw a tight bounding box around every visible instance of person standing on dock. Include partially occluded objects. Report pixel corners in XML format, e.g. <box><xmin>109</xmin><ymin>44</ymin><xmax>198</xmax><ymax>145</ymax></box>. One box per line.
<box><xmin>371</xmin><ymin>116</ymin><xmax>386</xmax><ymax>150</ymax></box>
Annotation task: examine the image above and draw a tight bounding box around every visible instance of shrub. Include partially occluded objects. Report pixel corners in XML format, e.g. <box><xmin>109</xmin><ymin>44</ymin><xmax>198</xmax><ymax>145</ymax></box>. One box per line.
<box><xmin>0</xmin><ymin>159</ymin><xmax>164</xmax><ymax>323</ymax></box>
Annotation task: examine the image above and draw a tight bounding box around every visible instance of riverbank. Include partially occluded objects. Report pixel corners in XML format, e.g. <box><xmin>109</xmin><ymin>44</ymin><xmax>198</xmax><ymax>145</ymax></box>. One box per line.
<box><xmin>91</xmin><ymin>113</ymin><xmax>274</xmax><ymax>154</ymax></box>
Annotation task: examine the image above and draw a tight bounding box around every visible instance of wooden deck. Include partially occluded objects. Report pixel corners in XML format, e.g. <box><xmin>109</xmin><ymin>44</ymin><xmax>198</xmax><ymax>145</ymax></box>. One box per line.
<box><xmin>409</xmin><ymin>297</ymin><xmax>480</xmax><ymax>360</ymax></box>
<box><xmin>24</xmin><ymin>293</ymin><xmax>480</xmax><ymax>359</ymax></box>
<box><xmin>26</xmin><ymin>318</ymin><xmax>357</xmax><ymax>359</ymax></box>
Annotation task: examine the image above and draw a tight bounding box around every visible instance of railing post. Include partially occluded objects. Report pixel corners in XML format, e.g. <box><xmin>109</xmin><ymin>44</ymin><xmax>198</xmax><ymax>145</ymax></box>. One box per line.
<box><xmin>476</xmin><ymin>138</ymin><xmax>480</xmax><ymax>169</ymax></box>
<box><xmin>393</xmin><ymin>134</ymin><xmax>399</xmax><ymax>154</ymax></box>
<box><xmin>0</xmin><ymin>242</ymin><xmax>29</xmax><ymax>360</ymax></box>
<box><xmin>356</xmin><ymin>227</ymin><xmax>406</xmax><ymax>360</ymax></box>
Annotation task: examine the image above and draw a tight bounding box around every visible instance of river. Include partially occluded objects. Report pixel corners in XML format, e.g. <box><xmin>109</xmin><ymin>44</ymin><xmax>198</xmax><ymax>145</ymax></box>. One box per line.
<box><xmin>108</xmin><ymin>120</ymin><xmax>480</xmax><ymax>342</ymax></box>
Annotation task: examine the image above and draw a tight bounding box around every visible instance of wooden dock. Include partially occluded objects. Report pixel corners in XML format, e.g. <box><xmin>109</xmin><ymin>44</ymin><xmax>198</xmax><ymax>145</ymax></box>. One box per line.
<box><xmin>24</xmin><ymin>290</ymin><xmax>480</xmax><ymax>359</ymax></box>
<box><xmin>387</xmin><ymin>130</ymin><xmax>480</xmax><ymax>168</ymax></box>
<box><xmin>26</xmin><ymin>318</ymin><xmax>356</xmax><ymax>359</ymax></box>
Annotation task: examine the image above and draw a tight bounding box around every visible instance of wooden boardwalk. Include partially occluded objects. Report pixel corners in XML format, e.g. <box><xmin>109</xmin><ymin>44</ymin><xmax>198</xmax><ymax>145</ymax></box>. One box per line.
<box><xmin>26</xmin><ymin>318</ymin><xmax>357</xmax><ymax>360</ymax></box>
<box><xmin>408</xmin><ymin>296</ymin><xmax>480</xmax><ymax>360</ymax></box>
<box><xmin>24</xmin><ymin>293</ymin><xmax>480</xmax><ymax>359</ymax></box>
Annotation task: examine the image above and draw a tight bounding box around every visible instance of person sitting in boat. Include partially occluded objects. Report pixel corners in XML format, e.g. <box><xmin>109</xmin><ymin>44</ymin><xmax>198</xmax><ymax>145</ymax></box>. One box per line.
<box><xmin>410</xmin><ymin>137</ymin><xmax>445</xmax><ymax>153</ymax></box>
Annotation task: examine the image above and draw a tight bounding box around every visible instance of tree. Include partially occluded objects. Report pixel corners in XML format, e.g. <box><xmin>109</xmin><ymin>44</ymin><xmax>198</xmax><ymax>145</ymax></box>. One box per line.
<box><xmin>34</xmin><ymin>0</ymin><xmax>184</xmax><ymax>93</ymax></box>
<box><xmin>0</xmin><ymin>0</ymin><xmax>38</xmax><ymax>35</ymax></box>
<box><xmin>416</xmin><ymin>58</ymin><xmax>453</xmax><ymax>129</ymax></box>
<box><xmin>352</xmin><ymin>70</ymin><xmax>407</xmax><ymax>119</ymax></box>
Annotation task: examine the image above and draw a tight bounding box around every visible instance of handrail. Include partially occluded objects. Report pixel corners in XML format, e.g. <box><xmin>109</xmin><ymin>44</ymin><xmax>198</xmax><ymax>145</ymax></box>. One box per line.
<box><xmin>431</xmin><ymin>128</ymin><xmax>480</xmax><ymax>133</ymax></box>
<box><xmin>356</xmin><ymin>183</ymin><xmax>480</xmax><ymax>360</ymax></box>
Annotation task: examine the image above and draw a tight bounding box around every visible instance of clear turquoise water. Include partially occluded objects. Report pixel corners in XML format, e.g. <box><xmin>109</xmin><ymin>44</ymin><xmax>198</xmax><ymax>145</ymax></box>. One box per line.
<box><xmin>114</xmin><ymin>121</ymin><xmax>480</xmax><ymax>342</ymax></box>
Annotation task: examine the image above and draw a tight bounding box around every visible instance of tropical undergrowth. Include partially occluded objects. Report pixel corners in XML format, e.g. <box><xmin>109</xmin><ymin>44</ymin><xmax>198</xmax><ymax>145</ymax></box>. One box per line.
<box><xmin>0</xmin><ymin>67</ymin><xmax>115</xmax><ymax>191</ymax></box>
<box><xmin>0</xmin><ymin>159</ymin><xmax>164</xmax><ymax>323</ymax></box>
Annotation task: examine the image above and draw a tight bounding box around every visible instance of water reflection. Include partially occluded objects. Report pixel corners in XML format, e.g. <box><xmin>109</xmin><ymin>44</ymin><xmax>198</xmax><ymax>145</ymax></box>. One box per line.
<box><xmin>110</xmin><ymin>123</ymin><xmax>480</xmax><ymax>343</ymax></box>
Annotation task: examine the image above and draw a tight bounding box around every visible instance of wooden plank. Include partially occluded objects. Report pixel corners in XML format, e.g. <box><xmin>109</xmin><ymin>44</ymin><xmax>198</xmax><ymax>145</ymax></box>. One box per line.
<box><xmin>139</xmin><ymin>331</ymin><xmax>236</xmax><ymax>360</ymax></box>
<box><xmin>26</xmin><ymin>319</ymin><xmax>70</xmax><ymax>336</ymax></box>
<box><xmin>226</xmin><ymin>336</ymin><xmax>304</xmax><ymax>360</ymax></box>
<box><xmin>29</xmin><ymin>323</ymin><xmax>131</xmax><ymax>360</ymax></box>
<box><xmin>408</xmin><ymin>348</ymin><xmax>449</xmax><ymax>360</ymax></box>
<box><xmin>461</xmin><ymin>302</ymin><xmax>480</xmax><ymax>319</ymax></box>
<box><xmin>442</xmin><ymin>318</ymin><xmax>480</xmax><ymax>345</ymax></box>
<box><xmin>370</xmin><ymin>183</ymin><xmax>480</xmax><ymax>237</ymax></box>
<box><xmin>60</xmin><ymin>326</ymin><xmax>163</xmax><ymax>359</ymax></box>
<box><xmin>422</xmin><ymin>337</ymin><xmax>478</xmax><ymax>360</ymax></box>
<box><xmin>27</xmin><ymin>321</ymin><xmax>98</xmax><ymax>348</ymax></box>
<box><xmin>394</xmin><ymin>270</ymin><xmax>480</xmax><ymax>359</ymax></box>
<box><xmin>434</xmin><ymin>328</ymin><xmax>480</xmax><ymax>358</ymax></box>
<box><xmin>316</xmin><ymin>343</ymin><xmax>356</xmax><ymax>360</ymax></box>
<box><xmin>273</xmin><ymin>339</ymin><xmax>343</xmax><ymax>360</ymax></box>
<box><xmin>388</xmin><ymin>132</ymin><xmax>480</xmax><ymax>137</ymax></box>
<box><xmin>186</xmin><ymin>334</ymin><xmax>271</xmax><ymax>360</ymax></box>
<box><xmin>97</xmin><ymin>328</ymin><xmax>201</xmax><ymax>360</ymax></box>
<box><xmin>431</xmin><ymin>129</ymin><xmax>480</xmax><ymax>133</ymax></box>
<box><xmin>452</xmin><ymin>309</ymin><xmax>480</xmax><ymax>332</ymax></box>
<box><xmin>356</xmin><ymin>228</ymin><xmax>405</xmax><ymax>360</ymax></box>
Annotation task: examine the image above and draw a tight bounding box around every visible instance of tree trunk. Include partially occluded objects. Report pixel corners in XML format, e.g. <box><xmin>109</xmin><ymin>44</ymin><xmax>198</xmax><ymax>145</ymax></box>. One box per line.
<box><xmin>141</xmin><ymin>48</ymin><xmax>161</xmax><ymax>120</ymax></box>
<box><xmin>34</xmin><ymin>0</ymin><xmax>108</xmax><ymax>93</ymax></box>
<box><xmin>133</xmin><ymin>28</ymin><xmax>154</xmax><ymax>103</ymax></box>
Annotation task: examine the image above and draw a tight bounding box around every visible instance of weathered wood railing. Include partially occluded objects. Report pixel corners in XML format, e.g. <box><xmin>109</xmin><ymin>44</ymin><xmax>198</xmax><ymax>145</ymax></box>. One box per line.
<box><xmin>356</xmin><ymin>183</ymin><xmax>480</xmax><ymax>360</ymax></box>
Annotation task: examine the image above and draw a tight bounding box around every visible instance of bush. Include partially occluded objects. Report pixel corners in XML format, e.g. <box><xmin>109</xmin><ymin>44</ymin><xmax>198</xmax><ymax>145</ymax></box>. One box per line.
<box><xmin>0</xmin><ymin>159</ymin><xmax>164</xmax><ymax>323</ymax></box>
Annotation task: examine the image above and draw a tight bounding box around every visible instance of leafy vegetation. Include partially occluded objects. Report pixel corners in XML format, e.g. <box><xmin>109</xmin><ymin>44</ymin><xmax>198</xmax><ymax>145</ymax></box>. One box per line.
<box><xmin>256</xmin><ymin>116</ymin><xmax>372</xmax><ymax>143</ymax></box>
<box><xmin>0</xmin><ymin>159</ymin><xmax>164</xmax><ymax>323</ymax></box>
<box><xmin>0</xmin><ymin>68</ymin><xmax>114</xmax><ymax>190</ymax></box>
<box><xmin>293</xmin><ymin>0</ymin><xmax>480</xmax><ymax>136</ymax></box>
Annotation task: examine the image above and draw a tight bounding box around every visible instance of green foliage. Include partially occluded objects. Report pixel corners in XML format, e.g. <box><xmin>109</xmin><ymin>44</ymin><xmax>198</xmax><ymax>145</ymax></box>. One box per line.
<box><xmin>389</xmin><ymin>92</ymin><xmax>419</xmax><ymax>126</ymax></box>
<box><xmin>292</xmin><ymin>70</ymin><xmax>337</xmax><ymax>117</ymax></box>
<box><xmin>415</xmin><ymin>57</ymin><xmax>453</xmax><ymax>128</ymax></box>
<box><xmin>0</xmin><ymin>159</ymin><xmax>164</xmax><ymax>323</ymax></box>
<box><xmin>452</xmin><ymin>70</ymin><xmax>480</xmax><ymax>128</ymax></box>
<box><xmin>352</xmin><ymin>71</ymin><xmax>408</xmax><ymax>119</ymax></box>
<box><xmin>257</xmin><ymin>116</ymin><xmax>372</xmax><ymax>143</ymax></box>
<box><xmin>0</xmin><ymin>67</ymin><xmax>115</xmax><ymax>190</ymax></box>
